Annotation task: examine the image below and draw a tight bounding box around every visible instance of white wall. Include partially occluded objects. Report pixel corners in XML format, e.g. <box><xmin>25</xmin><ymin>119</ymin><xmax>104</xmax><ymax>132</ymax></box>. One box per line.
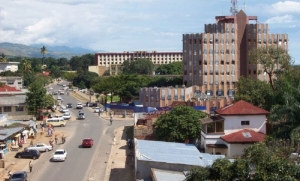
<box><xmin>227</xmin><ymin>143</ymin><xmax>253</xmax><ymax>158</ymax></box>
<box><xmin>0</xmin><ymin>63</ymin><xmax>19</xmax><ymax>72</ymax></box>
<box><xmin>223</xmin><ymin>115</ymin><xmax>266</xmax><ymax>134</ymax></box>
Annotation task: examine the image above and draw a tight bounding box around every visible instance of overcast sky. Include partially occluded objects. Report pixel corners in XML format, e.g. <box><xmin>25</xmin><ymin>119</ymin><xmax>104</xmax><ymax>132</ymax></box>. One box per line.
<box><xmin>0</xmin><ymin>0</ymin><xmax>299</xmax><ymax>63</ymax></box>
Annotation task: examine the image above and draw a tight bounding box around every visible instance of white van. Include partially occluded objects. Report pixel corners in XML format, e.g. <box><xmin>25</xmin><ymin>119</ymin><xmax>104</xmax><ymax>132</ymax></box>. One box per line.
<box><xmin>45</xmin><ymin>117</ymin><xmax>66</xmax><ymax>127</ymax></box>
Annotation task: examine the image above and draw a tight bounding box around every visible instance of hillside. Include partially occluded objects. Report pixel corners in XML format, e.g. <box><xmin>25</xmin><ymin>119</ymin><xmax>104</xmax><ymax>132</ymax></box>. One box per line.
<box><xmin>0</xmin><ymin>42</ymin><xmax>105</xmax><ymax>59</ymax></box>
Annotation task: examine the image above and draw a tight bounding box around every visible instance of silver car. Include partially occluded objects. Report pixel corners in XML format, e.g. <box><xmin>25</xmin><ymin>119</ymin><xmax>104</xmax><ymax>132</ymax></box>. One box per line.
<box><xmin>26</xmin><ymin>143</ymin><xmax>53</xmax><ymax>152</ymax></box>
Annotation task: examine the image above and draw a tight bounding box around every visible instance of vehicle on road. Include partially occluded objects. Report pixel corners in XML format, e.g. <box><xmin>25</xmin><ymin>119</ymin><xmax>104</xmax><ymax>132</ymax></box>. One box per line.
<box><xmin>76</xmin><ymin>103</ymin><xmax>83</xmax><ymax>109</ymax></box>
<box><xmin>15</xmin><ymin>149</ymin><xmax>40</xmax><ymax>160</ymax></box>
<box><xmin>63</xmin><ymin>84</ymin><xmax>66</xmax><ymax>87</ymax></box>
<box><xmin>78</xmin><ymin>112</ymin><xmax>85</xmax><ymax>120</ymax></box>
<box><xmin>59</xmin><ymin>106</ymin><xmax>69</xmax><ymax>113</ymax></box>
<box><xmin>94</xmin><ymin>107</ymin><xmax>103</xmax><ymax>113</ymax></box>
<box><xmin>62</xmin><ymin>112</ymin><xmax>71</xmax><ymax>120</ymax></box>
<box><xmin>57</xmin><ymin>96</ymin><xmax>63</xmax><ymax>101</ymax></box>
<box><xmin>52</xmin><ymin>149</ymin><xmax>67</xmax><ymax>162</ymax></box>
<box><xmin>59</xmin><ymin>91</ymin><xmax>65</xmax><ymax>95</ymax></box>
<box><xmin>66</xmin><ymin>103</ymin><xmax>72</xmax><ymax>108</ymax></box>
<box><xmin>46</xmin><ymin>118</ymin><xmax>66</xmax><ymax>127</ymax></box>
<box><xmin>82</xmin><ymin>138</ymin><xmax>94</xmax><ymax>148</ymax></box>
<box><xmin>53</xmin><ymin>91</ymin><xmax>58</xmax><ymax>95</ymax></box>
<box><xmin>26</xmin><ymin>143</ymin><xmax>52</xmax><ymax>152</ymax></box>
<box><xmin>87</xmin><ymin>102</ymin><xmax>97</xmax><ymax>107</ymax></box>
<box><xmin>9</xmin><ymin>171</ymin><xmax>27</xmax><ymax>181</ymax></box>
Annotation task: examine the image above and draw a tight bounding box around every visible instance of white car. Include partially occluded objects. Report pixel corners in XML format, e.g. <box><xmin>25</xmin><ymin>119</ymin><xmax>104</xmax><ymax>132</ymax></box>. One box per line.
<box><xmin>59</xmin><ymin>106</ymin><xmax>69</xmax><ymax>113</ymax></box>
<box><xmin>62</xmin><ymin>112</ymin><xmax>71</xmax><ymax>120</ymax></box>
<box><xmin>52</xmin><ymin>149</ymin><xmax>67</xmax><ymax>162</ymax></box>
<box><xmin>76</xmin><ymin>103</ymin><xmax>83</xmax><ymax>109</ymax></box>
<box><xmin>94</xmin><ymin>107</ymin><xmax>103</xmax><ymax>113</ymax></box>
<box><xmin>26</xmin><ymin>143</ymin><xmax>52</xmax><ymax>152</ymax></box>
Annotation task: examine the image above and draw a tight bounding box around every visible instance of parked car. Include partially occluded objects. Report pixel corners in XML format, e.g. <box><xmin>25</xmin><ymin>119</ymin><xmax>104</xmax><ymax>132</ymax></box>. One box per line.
<box><xmin>66</xmin><ymin>103</ymin><xmax>72</xmax><ymax>108</ymax></box>
<box><xmin>78</xmin><ymin>112</ymin><xmax>85</xmax><ymax>120</ymax></box>
<box><xmin>62</xmin><ymin>112</ymin><xmax>71</xmax><ymax>120</ymax></box>
<box><xmin>76</xmin><ymin>103</ymin><xmax>83</xmax><ymax>109</ymax></box>
<box><xmin>15</xmin><ymin>149</ymin><xmax>40</xmax><ymax>160</ymax></box>
<box><xmin>82</xmin><ymin>138</ymin><xmax>94</xmax><ymax>148</ymax></box>
<box><xmin>26</xmin><ymin>143</ymin><xmax>52</xmax><ymax>152</ymax></box>
<box><xmin>9</xmin><ymin>171</ymin><xmax>27</xmax><ymax>181</ymax></box>
<box><xmin>87</xmin><ymin>102</ymin><xmax>97</xmax><ymax>107</ymax></box>
<box><xmin>52</xmin><ymin>149</ymin><xmax>67</xmax><ymax>162</ymax></box>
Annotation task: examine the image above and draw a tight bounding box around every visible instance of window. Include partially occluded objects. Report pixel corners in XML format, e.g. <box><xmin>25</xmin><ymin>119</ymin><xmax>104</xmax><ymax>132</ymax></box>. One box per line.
<box><xmin>16</xmin><ymin>106</ymin><xmax>24</xmax><ymax>112</ymax></box>
<box><xmin>241</xmin><ymin>121</ymin><xmax>250</xmax><ymax>125</ymax></box>
<box><xmin>3</xmin><ymin>106</ymin><xmax>11</xmax><ymax>112</ymax></box>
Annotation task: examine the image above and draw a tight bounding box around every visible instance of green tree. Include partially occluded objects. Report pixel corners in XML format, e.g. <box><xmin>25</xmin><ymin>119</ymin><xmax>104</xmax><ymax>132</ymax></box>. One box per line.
<box><xmin>40</xmin><ymin>46</ymin><xmax>47</xmax><ymax>69</ymax></box>
<box><xmin>73</xmin><ymin>71</ymin><xmax>98</xmax><ymax>89</ymax></box>
<box><xmin>155</xmin><ymin>61</ymin><xmax>182</xmax><ymax>75</ymax></box>
<box><xmin>184</xmin><ymin>166</ymin><xmax>210</xmax><ymax>181</ymax></box>
<box><xmin>26</xmin><ymin>81</ymin><xmax>47</xmax><ymax>115</ymax></box>
<box><xmin>62</xmin><ymin>72</ymin><xmax>77</xmax><ymax>82</ymax></box>
<box><xmin>0</xmin><ymin>53</ymin><xmax>7</xmax><ymax>62</ymax></box>
<box><xmin>210</xmin><ymin>158</ymin><xmax>233</xmax><ymax>181</ymax></box>
<box><xmin>22</xmin><ymin>59</ymin><xmax>32</xmax><ymax>72</ymax></box>
<box><xmin>234</xmin><ymin>76</ymin><xmax>272</xmax><ymax>109</ymax></box>
<box><xmin>248</xmin><ymin>46</ymin><xmax>291</xmax><ymax>90</ymax></box>
<box><xmin>153</xmin><ymin>106</ymin><xmax>206</xmax><ymax>142</ymax></box>
<box><xmin>121</xmin><ymin>59</ymin><xmax>154</xmax><ymax>75</ymax></box>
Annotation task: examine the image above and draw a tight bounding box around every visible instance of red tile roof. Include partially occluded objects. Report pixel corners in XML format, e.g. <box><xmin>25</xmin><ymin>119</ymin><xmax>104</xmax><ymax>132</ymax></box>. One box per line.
<box><xmin>0</xmin><ymin>85</ymin><xmax>21</xmax><ymax>92</ymax></box>
<box><xmin>215</xmin><ymin>100</ymin><xmax>269</xmax><ymax>115</ymax></box>
<box><xmin>221</xmin><ymin>129</ymin><xmax>265</xmax><ymax>143</ymax></box>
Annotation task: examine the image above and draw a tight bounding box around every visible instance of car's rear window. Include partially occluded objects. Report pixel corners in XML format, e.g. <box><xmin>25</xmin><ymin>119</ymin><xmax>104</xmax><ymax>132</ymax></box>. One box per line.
<box><xmin>11</xmin><ymin>173</ymin><xmax>24</xmax><ymax>178</ymax></box>
<box><xmin>55</xmin><ymin>151</ymin><xmax>64</xmax><ymax>154</ymax></box>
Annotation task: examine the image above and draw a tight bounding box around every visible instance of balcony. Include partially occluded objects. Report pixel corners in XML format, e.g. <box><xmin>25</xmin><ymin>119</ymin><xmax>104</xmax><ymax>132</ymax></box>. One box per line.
<box><xmin>201</xmin><ymin>117</ymin><xmax>225</xmax><ymax>135</ymax></box>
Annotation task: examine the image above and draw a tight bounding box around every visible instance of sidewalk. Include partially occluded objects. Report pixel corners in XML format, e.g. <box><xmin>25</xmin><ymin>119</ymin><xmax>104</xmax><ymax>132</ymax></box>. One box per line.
<box><xmin>104</xmin><ymin>126</ymin><xmax>134</xmax><ymax>181</ymax></box>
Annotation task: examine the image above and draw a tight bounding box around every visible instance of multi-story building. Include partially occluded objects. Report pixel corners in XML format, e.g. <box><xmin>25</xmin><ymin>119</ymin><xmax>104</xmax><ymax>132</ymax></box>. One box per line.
<box><xmin>183</xmin><ymin>9</ymin><xmax>288</xmax><ymax>97</ymax></box>
<box><xmin>89</xmin><ymin>51</ymin><xmax>182</xmax><ymax>76</ymax></box>
<box><xmin>0</xmin><ymin>76</ymin><xmax>23</xmax><ymax>90</ymax></box>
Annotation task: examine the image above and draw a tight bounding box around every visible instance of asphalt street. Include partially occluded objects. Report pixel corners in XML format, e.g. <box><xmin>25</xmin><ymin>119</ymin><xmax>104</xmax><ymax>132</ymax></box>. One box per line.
<box><xmin>27</xmin><ymin>81</ymin><xmax>133</xmax><ymax>181</ymax></box>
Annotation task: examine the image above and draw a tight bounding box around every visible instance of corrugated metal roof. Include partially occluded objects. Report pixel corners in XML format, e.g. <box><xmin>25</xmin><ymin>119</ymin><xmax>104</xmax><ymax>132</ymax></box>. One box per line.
<box><xmin>152</xmin><ymin>169</ymin><xmax>185</xmax><ymax>181</ymax></box>
<box><xmin>135</xmin><ymin>140</ymin><xmax>226</xmax><ymax>167</ymax></box>
<box><xmin>0</xmin><ymin>95</ymin><xmax>26</xmax><ymax>105</ymax></box>
<box><xmin>0</xmin><ymin>127</ymin><xmax>24</xmax><ymax>140</ymax></box>
<box><xmin>0</xmin><ymin>120</ymin><xmax>35</xmax><ymax>127</ymax></box>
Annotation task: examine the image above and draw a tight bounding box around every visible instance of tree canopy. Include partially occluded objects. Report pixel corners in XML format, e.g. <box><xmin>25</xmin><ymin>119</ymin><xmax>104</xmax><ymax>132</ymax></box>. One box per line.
<box><xmin>121</xmin><ymin>59</ymin><xmax>154</xmax><ymax>75</ymax></box>
<box><xmin>155</xmin><ymin>61</ymin><xmax>182</xmax><ymax>75</ymax></box>
<box><xmin>26</xmin><ymin>81</ymin><xmax>47</xmax><ymax>115</ymax></box>
<box><xmin>153</xmin><ymin>106</ymin><xmax>206</xmax><ymax>142</ymax></box>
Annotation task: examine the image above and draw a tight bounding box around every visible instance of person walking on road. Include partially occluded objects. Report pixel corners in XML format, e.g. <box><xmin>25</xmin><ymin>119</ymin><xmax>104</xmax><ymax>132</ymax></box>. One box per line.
<box><xmin>110</xmin><ymin>118</ymin><xmax>113</xmax><ymax>125</ymax></box>
<box><xmin>55</xmin><ymin>135</ymin><xmax>58</xmax><ymax>144</ymax></box>
<box><xmin>29</xmin><ymin>161</ymin><xmax>33</xmax><ymax>173</ymax></box>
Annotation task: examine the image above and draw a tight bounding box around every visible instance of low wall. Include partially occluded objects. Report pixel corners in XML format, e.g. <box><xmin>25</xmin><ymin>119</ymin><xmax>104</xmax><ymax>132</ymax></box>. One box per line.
<box><xmin>134</xmin><ymin>125</ymin><xmax>155</xmax><ymax>140</ymax></box>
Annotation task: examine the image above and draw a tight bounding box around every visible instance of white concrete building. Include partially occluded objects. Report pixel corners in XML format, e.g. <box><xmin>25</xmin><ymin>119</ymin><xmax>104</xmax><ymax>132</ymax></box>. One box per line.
<box><xmin>200</xmin><ymin>100</ymin><xmax>269</xmax><ymax>158</ymax></box>
<box><xmin>0</xmin><ymin>62</ymin><xmax>20</xmax><ymax>73</ymax></box>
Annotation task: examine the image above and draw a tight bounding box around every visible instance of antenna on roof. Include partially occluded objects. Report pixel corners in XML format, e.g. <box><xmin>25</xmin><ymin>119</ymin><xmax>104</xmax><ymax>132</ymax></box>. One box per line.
<box><xmin>230</xmin><ymin>0</ymin><xmax>238</xmax><ymax>16</ymax></box>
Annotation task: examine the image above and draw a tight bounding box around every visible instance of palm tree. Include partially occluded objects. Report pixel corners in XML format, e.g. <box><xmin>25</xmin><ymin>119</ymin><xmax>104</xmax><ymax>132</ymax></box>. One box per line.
<box><xmin>0</xmin><ymin>53</ymin><xmax>7</xmax><ymax>62</ymax></box>
<box><xmin>40</xmin><ymin>46</ymin><xmax>47</xmax><ymax>69</ymax></box>
<box><xmin>22</xmin><ymin>59</ymin><xmax>32</xmax><ymax>72</ymax></box>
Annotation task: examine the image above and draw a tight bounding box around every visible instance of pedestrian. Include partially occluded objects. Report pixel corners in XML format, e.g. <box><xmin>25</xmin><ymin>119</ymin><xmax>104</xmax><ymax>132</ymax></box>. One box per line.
<box><xmin>8</xmin><ymin>170</ymin><xmax>12</xmax><ymax>178</ymax></box>
<box><xmin>49</xmin><ymin>138</ymin><xmax>54</xmax><ymax>149</ymax></box>
<box><xmin>110</xmin><ymin>118</ymin><xmax>113</xmax><ymax>125</ymax></box>
<box><xmin>61</xmin><ymin>135</ymin><xmax>65</xmax><ymax>144</ymax></box>
<box><xmin>29</xmin><ymin>161</ymin><xmax>33</xmax><ymax>172</ymax></box>
<box><xmin>98</xmin><ymin>110</ymin><xmax>100</xmax><ymax>117</ymax></box>
<box><xmin>55</xmin><ymin>135</ymin><xmax>58</xmax><ymax>144</ymax></box>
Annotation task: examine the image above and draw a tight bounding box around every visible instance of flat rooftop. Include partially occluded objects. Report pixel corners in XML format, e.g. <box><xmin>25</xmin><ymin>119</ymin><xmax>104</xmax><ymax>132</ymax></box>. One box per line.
<box><xmin>135</xmin><ymin>139</ymin><xmax>225</xmax><ymax>167</ymax></box>
<box><xmin>151</xmin><ymin>169</ymin><xmax>186</xmax><ymax>181</ymax></box>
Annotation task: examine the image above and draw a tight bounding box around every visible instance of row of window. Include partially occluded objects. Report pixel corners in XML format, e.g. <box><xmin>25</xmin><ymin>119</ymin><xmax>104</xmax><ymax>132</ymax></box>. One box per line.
<box><xmin>186</xmin><ymin>39</ymin><xmax>236</xmax><ymax>45</ymax></box>
<box><xmin>98</xmin><ymin>54</ymin><xmax>181</xmax><ymax>57</ymax></box>
<box><xmin>99</xmin><ymin>60</ymin><xmax>178</xmax><ymax>65</ymax></box>
<box><xmin>248</xmin><ymin>39</ymin><xmax>288</xmax><ymax>44</ymax></box>
<box><xmin>0</xmin><ymin>106</ymin><xmax>24</xmax><ymax>112</ymax></box>
<box><xmin>99</xmin><ymin>58</ymin><xmax>182</xmax><ymax>61</ymax></box>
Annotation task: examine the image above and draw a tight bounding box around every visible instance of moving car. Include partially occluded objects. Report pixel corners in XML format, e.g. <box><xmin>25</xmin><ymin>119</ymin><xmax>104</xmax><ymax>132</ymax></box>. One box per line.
<box><xmin>53</xmin><ymin>91</ymin><xmax>58</xmax><ymax>95</ymax></box>
<box><xmin>78</xmin><ymin>112</ymin><xmax>85</xmax><ymax>120</ymax></box>
<box><xmin>15</xmin><ymin>149</ymin><xmax>40</xmax><ymax>160</ymax></box>
<box><xmin>62</xmin><ymin>112</ymin><xmax>71</xmax><ymax>120</ymax></box>
<box><xmin>66</xmin><ymin>103</ymin><xmax>72</xmax><ymax>108</ymax></box>
<box><xmin>76</xmin><ymin>103</ymin><xmax>83</xmax><ymax>109</ymax></box>
<box><xmin>59</xmin><ymin>106</ymin><xmax>68</xmax><ymax>113</ymax></box>
<box><xmin>26</xmin><ymin>143</ymin><xmax>52</xmax><ymax>152</ymax></box>
<box><xmin>82</xmin><ymin>138</ymin><xmax>94</xmax><ymax>148</ymax></box>
<box><xmin>45</xmin><ymin>118</ymin><xmax>66</xmax><ymax>127</ymax></box>
<box><xmin>52</xmin><ymin>149</ymin><xmax>67</xmax><ymax>162</ymax></box>
<box><xmin>9</xmin><ymin>171</ymin><xmax>27</xmax><ymax>181</ymax></box>
<box><xmin>94</xmin><ymin>107</ymin><xmax>103</xmax><ymax>113</ymax></box>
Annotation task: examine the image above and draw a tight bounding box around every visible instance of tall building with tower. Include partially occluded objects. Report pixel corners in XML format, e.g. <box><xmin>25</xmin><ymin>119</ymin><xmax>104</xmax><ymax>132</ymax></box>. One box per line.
<box><xmin>182</xmin><ymin>0</ymin><xmax>288</xmax><ymax>98</ymax></box>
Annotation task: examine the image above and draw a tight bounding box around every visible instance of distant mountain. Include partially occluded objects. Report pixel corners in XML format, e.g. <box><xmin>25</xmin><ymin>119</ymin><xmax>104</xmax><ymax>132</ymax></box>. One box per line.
<box><xmin>0</xmin><ymin>42</ymin><xmax>106</xmax><ymax>59</ymax></box>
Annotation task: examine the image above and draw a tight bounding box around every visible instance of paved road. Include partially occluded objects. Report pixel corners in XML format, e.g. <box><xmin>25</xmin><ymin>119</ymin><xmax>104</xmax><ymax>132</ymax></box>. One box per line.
<box><xmin>28</xmin><ymin>81</ymin><xmax>133</xmax><ymax>181</ymax></box>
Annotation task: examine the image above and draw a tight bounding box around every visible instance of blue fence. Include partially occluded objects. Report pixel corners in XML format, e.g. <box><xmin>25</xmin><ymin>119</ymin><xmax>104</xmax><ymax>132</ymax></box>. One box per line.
<box><xmin>105</xmin><ymin>103</ymin><xmax>206</xmax><ymax>113</ymax></box>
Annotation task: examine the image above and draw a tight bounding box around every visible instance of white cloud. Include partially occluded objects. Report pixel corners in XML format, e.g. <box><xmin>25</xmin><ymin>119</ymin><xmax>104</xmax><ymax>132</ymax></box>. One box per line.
<box><xmin>265</xmin><ymin>14</ymin><xmax>294</xmax><ymax>23</ymax></box>
<box><xmin>270</xmin><ymin>1</ymin><xmax>300</xmax><ymax>14</ymax></box>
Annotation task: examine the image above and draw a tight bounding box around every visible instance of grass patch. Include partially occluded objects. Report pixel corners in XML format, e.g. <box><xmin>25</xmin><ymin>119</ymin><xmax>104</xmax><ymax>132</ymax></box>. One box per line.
<box><xmin>107</xmin><ymin>95</ymin><xmax>120</xmax><ymax>103</ymax></box>
<box><xmin>126</xmin><ymin>126</ymin><xmax>134</xmax><ymax>140</ymax></box>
